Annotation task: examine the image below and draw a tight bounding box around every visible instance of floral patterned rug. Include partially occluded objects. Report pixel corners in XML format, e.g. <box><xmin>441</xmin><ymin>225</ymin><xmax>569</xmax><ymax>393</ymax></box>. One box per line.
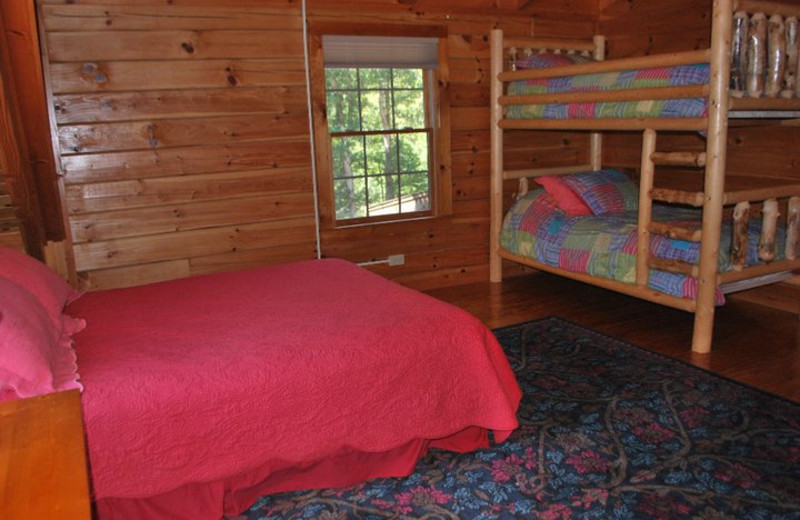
<box><xmin>242</xmin><ymin>317</ymin><xmax>800</xmax><ymax>519</ymax></box>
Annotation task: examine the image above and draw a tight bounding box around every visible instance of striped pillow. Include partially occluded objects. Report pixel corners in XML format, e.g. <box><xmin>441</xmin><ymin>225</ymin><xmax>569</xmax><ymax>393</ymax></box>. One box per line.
<box><xmin>515</xmin><ymin>52</ymin><xmax>593</xmax><ymax>70</ymax></box>
<box><xmin>561</xmin><ymin>169</ymin><xmax>639</xmax><ymax>215</ymax></box>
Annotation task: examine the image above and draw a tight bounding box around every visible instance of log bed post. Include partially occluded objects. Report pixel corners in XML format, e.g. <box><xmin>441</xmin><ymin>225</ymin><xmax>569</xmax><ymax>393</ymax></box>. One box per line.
<box><xmin>732</xmin><ymin>201</ymin><xmax>750</xmax><ymax>270</ymax></box>
<box><xmin>758</xmin><ymin>199</ymin><xmax>779</xmax><ymax>261</ymax></box>
<box><xmin>490</xmin><ymin>29</ymin><xmax>505</xmax><ymax>283</ymax></box>
<box><xmin>788</xmin><ymin>196</ymin><xmax>799</xmax><ymax>260</ymax></box>
<box><xmin>636</xmin><ymin>129</ymin><xmax>657</xmax><ymax>287</ymax></box>
<box><xmin>589</xmin><ymin>35</ymin><xmax>606</xmax><ymax>171</ymax></box>
<box><xmin>693</xmin><ymin>0</ymin><xmax>734</xmax><ymax>354</ymax></box>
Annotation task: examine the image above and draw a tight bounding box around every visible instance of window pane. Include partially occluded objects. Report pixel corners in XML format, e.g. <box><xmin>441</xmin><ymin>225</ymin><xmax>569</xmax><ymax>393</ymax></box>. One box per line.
<box><xmin>360</xmin><ymin>90</ymin><xmax>394</xmax><ymax>131</ymax></box>
<box><xmin>367</xmin><ymin>174</ymin><xmax>399</xmax><ymax>215</ymax></box>
<box><xmin>327</xmin><ymin>91</ymin><xmax>360</xmax><ymax>133</ymax></box>
<box><xmin>358</xmin><ymin>68</ymin><xmax>391</xmax><ymax>89</ymax></box>
<box><xmin>398</xmin><ymin>132</ymin><xmax>429</xmax><ymax>173</ymax></box>
<box><xmin>331</xmin><ymin>136</ymin><xmax>365</xmax><ymax>179</ymax></box>
<box><xmin>326</xmin><ymin>68</ymin><xmax>358</xmax><ymax>90</ymax></box>
<box><xmin>365</xmin><ymin>134</ymin><xmax>398</xmax><ymax>176</ymax></box>
<box><xmin>393</xmin><ymin>90</ymin><xmax>425</xmax><ymax>129</ymax></box>
<box><xmin>393</xmin><ymin>69</ymin><xmax>423</xmax><ymax>89</ymax></box>
<box><xmin>334</xmin><ymin>178</ymin><xmax>366</xmax><ymax>220</ymax></box>
<box><xmin>400</xmin><ymin>173</ymin><xmax>430</xmax><ymax>213</ymax></box>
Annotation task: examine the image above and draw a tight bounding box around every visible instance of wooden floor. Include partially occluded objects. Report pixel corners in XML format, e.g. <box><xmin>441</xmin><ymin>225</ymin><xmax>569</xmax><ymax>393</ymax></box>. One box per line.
<box><xmin>426</xmin><ymin>272</ymin><xmax>800</xmax><ymax>403</ymax></box>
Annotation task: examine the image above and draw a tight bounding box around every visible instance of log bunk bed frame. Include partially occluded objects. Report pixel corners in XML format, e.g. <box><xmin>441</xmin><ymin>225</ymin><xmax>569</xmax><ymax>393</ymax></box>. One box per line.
<box><xmin>490</xmin><ymin>0</ymin><xmax>800</xmax><ymax>354</ymax></box>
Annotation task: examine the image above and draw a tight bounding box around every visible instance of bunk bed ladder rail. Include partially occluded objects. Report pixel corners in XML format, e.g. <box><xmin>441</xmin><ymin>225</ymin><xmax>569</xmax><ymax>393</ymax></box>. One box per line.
<box><xmin>631</xmin><ymin>0</ymin><xmax>734</xmax><ymax>354</ymax></box>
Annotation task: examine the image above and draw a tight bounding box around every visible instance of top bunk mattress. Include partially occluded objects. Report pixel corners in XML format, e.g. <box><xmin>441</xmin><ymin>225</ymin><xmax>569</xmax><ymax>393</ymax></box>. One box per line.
<box><xmin>505</xmin><ymin>53</ymin><xmax>709</xmax><ymax>120</ymax></box>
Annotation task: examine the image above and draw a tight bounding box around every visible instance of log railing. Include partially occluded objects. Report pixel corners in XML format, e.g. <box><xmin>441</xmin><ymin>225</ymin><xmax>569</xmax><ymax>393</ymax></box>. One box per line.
<box><xmin>647</xmin><ymin>195</ymin><xmax>800</xmax><ymax>280</ymax></box>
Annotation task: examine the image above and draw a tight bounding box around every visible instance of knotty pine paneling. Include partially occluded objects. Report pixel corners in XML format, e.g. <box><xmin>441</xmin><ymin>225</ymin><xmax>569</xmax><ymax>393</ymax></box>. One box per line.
<box><xmin>38</xmin><ymin>0</ymin><xmax>315</xmax><ymax>289</ymax></box>
<box><xmin>37</xmin><ymin>0</ymin><xmax>598</xmax><ymax>290</ymax></box>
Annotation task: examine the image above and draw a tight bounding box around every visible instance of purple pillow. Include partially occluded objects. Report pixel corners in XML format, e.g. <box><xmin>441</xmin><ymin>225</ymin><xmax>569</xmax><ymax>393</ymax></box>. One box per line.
<box><xmin>560</xmin><ymin>169</ymin><xmax>639</xmax><ymax>215</ymax></box>
<box><xmin>0</xmin><ymin>277</ymin><xmax>83</xmax><ymax>402</ymax></box>
<box><xmin>0</xmin><ymin>247</ymin><xmax>80</xmax><ymax>325</ymax></box>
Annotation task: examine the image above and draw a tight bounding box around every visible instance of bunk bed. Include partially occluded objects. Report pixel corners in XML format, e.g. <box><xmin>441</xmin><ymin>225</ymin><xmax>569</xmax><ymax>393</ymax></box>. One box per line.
<box><xmin>490</xmin><ymin>0</ymin><xmax>800</xmax><ymax>354</ymax></box>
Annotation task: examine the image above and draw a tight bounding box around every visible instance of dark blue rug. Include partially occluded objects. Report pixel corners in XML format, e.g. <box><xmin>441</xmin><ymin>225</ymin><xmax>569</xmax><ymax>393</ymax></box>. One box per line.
<box><xmin>242</xmin><ymin>317</ymin><xmax>800</xmax><ymax>519</ymax></box>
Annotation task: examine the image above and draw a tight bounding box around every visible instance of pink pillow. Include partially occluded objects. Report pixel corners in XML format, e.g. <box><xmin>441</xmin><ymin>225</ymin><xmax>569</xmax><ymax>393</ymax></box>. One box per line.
<box><xmin>534</xmin><ymin>176</ymin><xmax>592</xmax><ymax>216</ymax></box>
<box><xmin>0</xmin><ymin>277</ymin><xmax>83</xmax><ymax>402</ymax></box>
<box><xmin>0</xmin><ymin>247</ymin><xmax>79</xmax><ymax>325</ymax></box>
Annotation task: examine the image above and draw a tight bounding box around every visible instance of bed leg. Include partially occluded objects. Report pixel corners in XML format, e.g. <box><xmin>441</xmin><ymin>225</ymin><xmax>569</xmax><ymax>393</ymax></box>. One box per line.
<box><xmin>692</xmin><ymin>307</ymin><xmax>714</xmax><ymax>355</ymax></box>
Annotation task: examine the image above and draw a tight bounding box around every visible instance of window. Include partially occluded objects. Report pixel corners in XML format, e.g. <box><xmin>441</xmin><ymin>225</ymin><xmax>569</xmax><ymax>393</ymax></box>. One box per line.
<box><xmin>311</xmin><ymin>31</ymin><xmax>451</xmax><ymax>226</ymax></box>
<box><xmin>326</xmin><ymin>67</ymin><xmax>433</xmax><ymax>220</ymax></box>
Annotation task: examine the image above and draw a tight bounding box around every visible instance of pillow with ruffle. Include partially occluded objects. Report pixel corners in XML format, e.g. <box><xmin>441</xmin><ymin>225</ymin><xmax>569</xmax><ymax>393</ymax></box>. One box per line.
<box><xmin>534</xmin><ymin>176</ymin><xmax>592</xmax><ymax>216</ymax></box>
<box><xmin>560</xmin><ymin>168</ymin><xmax>639</xmax><ymax>215</ymax></box>
<box><xmin>515</xmin><ymin>52</ymin><xmax>593</xmax><ymax>70</ymax></box>
<box><xmin>0</xmin><ymin>277</ymin><xmax>84</xmax><ymax>402</ymax></box>
<box><xmin>0</xmin><ymin>247</ymin><xmax>80</xmax><ymax>325</ymax></box>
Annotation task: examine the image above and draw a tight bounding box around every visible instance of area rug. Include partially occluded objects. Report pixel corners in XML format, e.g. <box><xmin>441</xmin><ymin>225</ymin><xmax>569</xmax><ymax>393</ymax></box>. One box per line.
<box><xmin>242</xmin><ymin>317</ymin><xmax>800</xmax><ymax>519</ymax></box>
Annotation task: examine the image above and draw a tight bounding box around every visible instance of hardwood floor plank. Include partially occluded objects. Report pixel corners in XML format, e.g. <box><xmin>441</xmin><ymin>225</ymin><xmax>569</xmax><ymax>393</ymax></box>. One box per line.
<box><xmin>426</xmin><ymin>272</ymin><xmax>800</xmax><ymax>402</ymax></box>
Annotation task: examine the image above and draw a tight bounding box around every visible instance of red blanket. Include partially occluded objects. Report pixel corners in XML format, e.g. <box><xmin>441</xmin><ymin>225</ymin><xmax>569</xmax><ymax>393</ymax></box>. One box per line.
<box><xmin>67</xmin><ymin>259</ymin><xmax>521</xmax><ymax>518</ymax></box>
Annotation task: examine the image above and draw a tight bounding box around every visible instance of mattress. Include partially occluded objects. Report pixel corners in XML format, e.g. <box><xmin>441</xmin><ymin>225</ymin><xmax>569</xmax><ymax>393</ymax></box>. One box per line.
<box><xmin>66</xmin><ymin>259</ymin><xmax>522</xmax><ymax>519</ymax></box>
<box><xmin>501</xmin><ymin>190</ymin><xmax>786</xmax><ymax>303</ymax></box>
<box><xmin>506</xmin><ymin>62</ymin><xmax>710</xmax><ymax>120</ymax></box>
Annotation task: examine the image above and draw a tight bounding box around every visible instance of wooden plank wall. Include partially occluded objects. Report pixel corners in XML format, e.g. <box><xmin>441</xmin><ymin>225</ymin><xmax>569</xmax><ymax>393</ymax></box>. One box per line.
<box><xmin>0</xmin><ymin>172</ymin><xmax>25</xmax><ymax>252</ymax></box>
<box><xmin>36</xmin><ymin>0</ymin><xmax>597</xmax><ymax>291</ymax></box>
<box><xmin>39</xmin><ymin>0</ymin><xmax>317</xmax><ymax>289</ymax></box>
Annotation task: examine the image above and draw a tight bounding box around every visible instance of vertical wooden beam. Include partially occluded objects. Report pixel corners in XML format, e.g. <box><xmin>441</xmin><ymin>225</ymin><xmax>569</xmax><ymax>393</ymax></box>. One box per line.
<box><xmin>692</xmin><ymin>0</ymin><xmax>733</xmax><ymax>355</ymax></box>
<box><xmin>757</xmin><ymin>198</ymin><xmax>778</xmax><ymax>261</ymax></box>
<box><xmin>636</xmin><ymin>129</ymin><xmax>657</xmax><ymax>288</ymax></box>
<box><xmin>787</xmin><ymin>196</ymin><xmax>799</xmax><ymax>260</ymax></box>
<box><xmin>490</xmin><ymin>29</ymin><xmax>505</xmax><ymax>283</ymax></box>
<box><xmin>0</xmin><ymin>10</ymin><xmax>44</xmax><ymax>258</ymax></box>
<box><xmin>731</xmin><ymin>201</ymin><xmax>750</xmax><ymax>270</ymax></box>
<box><xmin>435</xmin><ymin>35</ymin><xmax>453</xmax><ymax>217</ymax></box>
<box><xmin>589</xmin><ymin>35</ymin><xmax>606</xmax><ymax>171</ymax></box>
<box><xmin>0</xmin><ymin>1</ymin><xmax>64</xmax><ymax>243</ymax></box>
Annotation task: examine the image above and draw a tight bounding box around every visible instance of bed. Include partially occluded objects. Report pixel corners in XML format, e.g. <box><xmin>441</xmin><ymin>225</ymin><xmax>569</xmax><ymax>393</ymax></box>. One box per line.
<box><xmin>0</xmin><ymin>247</ymin><xmax>521</xmax><ymax>520</ymax></box>
<box><xmin>490</xmin><ymin>0</ymin><xmax>800</xmax><ymax>353</ymax></box>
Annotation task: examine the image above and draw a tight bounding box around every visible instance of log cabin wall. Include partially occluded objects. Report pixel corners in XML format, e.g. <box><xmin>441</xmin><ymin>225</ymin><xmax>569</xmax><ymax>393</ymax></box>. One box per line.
<box><xmin>0</xmin><ymin>170</ymin><xmax>25</xmax><ymax>252</ymax></box>
<box><xmin>38</xmin><ymin>0</ymin><xmax>317</xmax><ymax>290</ymax></box>
<box><xmin>35</xmin><ymin>0</ymin><xmax>597</xmax><ymax>291</ymax></box>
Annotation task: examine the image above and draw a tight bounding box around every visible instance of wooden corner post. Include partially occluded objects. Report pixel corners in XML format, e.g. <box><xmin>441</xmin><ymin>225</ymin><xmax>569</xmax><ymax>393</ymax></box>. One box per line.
<box><xmin>489</xmin><ymin>29</ymin><xmax>505</xmax><ymax>283</ymax></box>
<box><xmin>589</xmin><ymin>35</ymin><xmax>606</xmax><ymax>171</ymax></box>
<box><xmin>693</xmin><ymin>0</ymin><xmax>733</xmax><ymax>354</ymax></box>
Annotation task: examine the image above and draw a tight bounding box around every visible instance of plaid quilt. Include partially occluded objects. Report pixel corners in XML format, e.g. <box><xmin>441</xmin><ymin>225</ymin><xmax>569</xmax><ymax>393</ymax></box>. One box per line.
<box><xmin>501</xmin><ymin>190</ymin><xmax>787</xmax><ymax>304</ymax></box>
<box><xmin>506</xmin><ymin>64</ymin><xmax>709</xmax><ymax>119</ymax></box>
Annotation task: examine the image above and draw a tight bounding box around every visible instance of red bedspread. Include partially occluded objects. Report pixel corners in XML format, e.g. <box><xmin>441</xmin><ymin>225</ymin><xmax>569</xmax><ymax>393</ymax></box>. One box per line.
<box><xmin>67</xmin><ymin>259</ymin><xmax>521</xmax><ymax>519</ymax></box>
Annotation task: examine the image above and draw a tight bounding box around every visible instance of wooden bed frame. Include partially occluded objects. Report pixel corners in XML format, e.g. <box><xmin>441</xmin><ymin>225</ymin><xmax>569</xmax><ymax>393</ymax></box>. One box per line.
<box><xmin>490</xmin><ymin>0</ymin><xmax>800</xmax><ymax>354</ymax></box>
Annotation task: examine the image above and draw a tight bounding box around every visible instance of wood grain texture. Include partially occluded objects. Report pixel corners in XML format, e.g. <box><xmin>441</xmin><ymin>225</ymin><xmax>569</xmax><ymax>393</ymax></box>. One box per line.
<box><xmin>0</xmin><ymin>390</ymin><xmax>91</xmax><ymax>520</ymax></box>
<box><xmin>427</xmin><ymin>272</ymin><xmax>800</xmax><ymax>402</ymax></box>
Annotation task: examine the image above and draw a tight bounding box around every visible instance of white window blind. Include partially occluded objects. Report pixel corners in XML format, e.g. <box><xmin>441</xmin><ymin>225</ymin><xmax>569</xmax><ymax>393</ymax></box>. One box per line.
<box><xmin>322</xmin><ymin>35</ymin><xmax>439</xmax><ymax>69</ymax></box>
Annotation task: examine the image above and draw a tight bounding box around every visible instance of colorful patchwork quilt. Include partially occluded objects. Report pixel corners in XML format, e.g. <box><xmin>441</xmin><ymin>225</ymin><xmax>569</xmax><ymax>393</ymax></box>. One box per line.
<box><xmin>506</xmin><ymin>64</ymin><xmax>710</xmax><ymax>119</ymax></box>
<box><xmin>500</xmin><ymin>190</ymin><xmax>787</xmax><ymax>303</ymax></box>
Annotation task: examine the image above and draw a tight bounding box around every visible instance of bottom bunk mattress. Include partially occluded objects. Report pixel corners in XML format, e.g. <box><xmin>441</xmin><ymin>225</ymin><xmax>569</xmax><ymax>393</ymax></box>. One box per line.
<box><xmin>500</xmin><ymin>189</ymin><xmax>786</xmax><ymax>303</ymax></box>
<box><xmin>65</xmin><ymin>259</ymin><xmax>522</xmax><ymax>520</ymax></box>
